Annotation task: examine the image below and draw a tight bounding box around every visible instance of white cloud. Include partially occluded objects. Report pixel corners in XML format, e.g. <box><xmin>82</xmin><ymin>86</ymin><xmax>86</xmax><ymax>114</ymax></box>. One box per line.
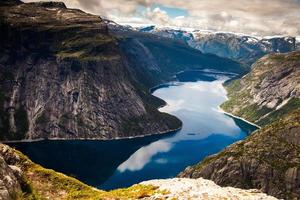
<box><xmin>23</xmin><ymin>0</ymin><xmax>300</xmax><ymax>36</ymax></box>
<box><xmin>145</xmin><ymin>7</ymin><xmax>170</xmax><ymax>24</ymax></box>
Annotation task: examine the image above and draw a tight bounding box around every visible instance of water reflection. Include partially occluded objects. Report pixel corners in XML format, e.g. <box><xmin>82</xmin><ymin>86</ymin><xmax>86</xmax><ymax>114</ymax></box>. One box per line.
<box><xmin>117</xmin><ymin>140</ymin><xmax>172</xmax><ymax>172</ymax></box>
<box><xmin>9</xmin><ymin>72</ymin><xmax>258</xmax><ymax>190</ymax></box>
<box><xmin>101</xmin><ymin>75</ymin><xmax>257</xmax><ymax>189</ymax></box>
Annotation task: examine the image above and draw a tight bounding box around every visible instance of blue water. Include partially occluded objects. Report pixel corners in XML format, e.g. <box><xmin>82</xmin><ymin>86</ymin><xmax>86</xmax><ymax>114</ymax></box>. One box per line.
<box><xmin>9</xmin><ymin>72</ymin><xmax>257</xmax><ymax>190</ymax></box>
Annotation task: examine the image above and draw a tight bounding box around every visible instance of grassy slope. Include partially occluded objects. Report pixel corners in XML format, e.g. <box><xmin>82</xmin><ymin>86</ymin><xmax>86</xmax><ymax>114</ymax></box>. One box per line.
<box><xmin>221</xmin><ymin>52</ymin><xmax>300</xmax><ymax>126</ymax></box>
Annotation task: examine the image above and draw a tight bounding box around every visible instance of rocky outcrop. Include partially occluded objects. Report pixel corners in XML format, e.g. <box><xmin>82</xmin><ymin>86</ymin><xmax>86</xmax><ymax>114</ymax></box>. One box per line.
<box><xmin>141</xmin><ymin>178</ymin><xmax>277</xmax><ymax>200</ymax></box>
<box><xmin>179</xmin><ymin>105</ymin><xmax>300</xmax><ymax>199</ymax></box>
<box><xmin>221</xmin><ymin>51</ymin><xmax>300</xmax><ymax>126</ymax></box>
<box><xmin>0</xmin><ymin>153</ymin><xmax>21</xmax><ymax>200</ymax></box>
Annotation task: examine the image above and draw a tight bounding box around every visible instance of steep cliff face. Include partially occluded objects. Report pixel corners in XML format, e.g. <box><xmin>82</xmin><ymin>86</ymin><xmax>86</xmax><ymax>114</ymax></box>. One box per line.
<box><xmin>221</xmin><ymin>51</ymin><xmax>300</xmax><ymax>126</ymax></box>
<box><xmin>179</xmin><ymin>109</ymin><xmax>300</xmax><ymax>199</ymax></box>
<box><xmin>0</xmin><ymin>1</ymin><xmax>182</xmax><ymax>140</ymax></box>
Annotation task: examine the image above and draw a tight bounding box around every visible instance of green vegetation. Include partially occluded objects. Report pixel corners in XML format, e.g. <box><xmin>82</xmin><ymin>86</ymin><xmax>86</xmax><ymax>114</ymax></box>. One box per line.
<box><xmin>56</xmin><ymin>34</ymin><xmax>120</xmax><ymax>62</ymax></box>
<box><xmin>221</xmin><ymin>51</ymin><xmax>300</xmax><ymax>126</ymax></box>
<box><xmin>258</xmin><ymin>98</ymin><xmax>300</xmax><ymax>126</ymax></box>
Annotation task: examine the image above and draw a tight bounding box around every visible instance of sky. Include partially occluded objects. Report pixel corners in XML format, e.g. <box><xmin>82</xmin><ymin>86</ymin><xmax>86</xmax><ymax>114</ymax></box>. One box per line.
<box><xmin>23</xmin><ymin>0</ymin><xmax>300</xmax><ymax>36</ymax></box>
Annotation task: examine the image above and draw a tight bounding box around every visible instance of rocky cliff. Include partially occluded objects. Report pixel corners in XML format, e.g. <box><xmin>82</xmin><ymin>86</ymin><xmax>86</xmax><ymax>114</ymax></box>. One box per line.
<box><xmin>0</xmin><ymin>0</ymin><xmax>183</xmax><ymax>140</ymax></box>
<box><xmin>0</xmin><ymin>1</ymin><xmax>247</xmax><ymax>141</ymax></box>
<box><xmin>221</xmin><ymin>51</ymin><xmax>300</xmax><ymax>126</ymax></box>
<box><xmin>0</xmin><ymin>142</ymin><xmax>277</xmax><ymax>200</ymax></box>
<box><xmin>179</xmin><ymin>108</ymin><xmax>300</xmax><ymax>199</ymax></box>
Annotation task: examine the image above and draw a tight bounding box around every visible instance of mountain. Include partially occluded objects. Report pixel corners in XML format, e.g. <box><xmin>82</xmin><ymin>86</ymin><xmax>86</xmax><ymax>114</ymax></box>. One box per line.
<box><xmin>107</xmin><ymin>21</ymin><xmax>247</xmax><ymax>83</ymax></box>
<box><xmin>179</xmin><ymin>51</ymin><xmax>300</xmax><ymax>199</ymax></box>
<box><xmin>0</xmin><ymin>142</ymin><xmax>277</xmax><ymax>199</ymax></box>
<box><xmin>137</xmin><ymin>26</ymin><xmax>298</xmax><ymax>66</ymax></box>
<box><xmin>0</xmin><ymin>1</ymin><xmax>245</xmax><ymax>141</ymax></box>
<box><xmin>0</xmin><ymin>0</ymin><xmax>180</xmax><ymax>140</ymax></box>
<box><xmin>191</xmin><ymin>32</ymin><xmax>297</xmax><ymax>66</ymax></box>
<box><xmin>179</xmin><ymin>108</ymin><xmax>300</xmax><ymax>199</ymax></box>
<box><xmin>221</xmin><ymin>51</ymin><xmax>300</xmax><ymax>126</ymax></box>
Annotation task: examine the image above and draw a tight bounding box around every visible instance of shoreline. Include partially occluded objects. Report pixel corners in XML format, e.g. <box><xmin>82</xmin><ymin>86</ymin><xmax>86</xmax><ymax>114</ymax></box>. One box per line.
<box><xmin>4</xmin><ymin>78</ymin><xmax>184</xmax><ymax>144</ymax></box>
<box><xmin>218</xmin><ymin>106</ymin><xmax>261</xmax><ymax>129</ymax></box>
<box><xmin>2</xmin><ymin>126</ymin><xmax>182</xmax><ymax>144</ymax></box>
<box><xmin>3</xmin><ymin>70</ymin><xmax>249</xmax><ymax>144</ymax></box>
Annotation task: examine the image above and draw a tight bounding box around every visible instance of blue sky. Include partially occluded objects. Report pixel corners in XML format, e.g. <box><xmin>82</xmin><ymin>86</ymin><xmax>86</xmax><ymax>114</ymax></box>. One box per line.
<box><xmin>151</xmin><ymin>4</ymin><xmax>188</xmax><ymax>18</ymax></box>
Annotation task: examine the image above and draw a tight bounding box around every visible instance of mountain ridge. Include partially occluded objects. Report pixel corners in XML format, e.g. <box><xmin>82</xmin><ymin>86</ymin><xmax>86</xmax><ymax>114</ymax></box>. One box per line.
<box><xmin>136</xmin><ymin>25</ymin><xmax>298</xmax><ymax>66</ymax></box>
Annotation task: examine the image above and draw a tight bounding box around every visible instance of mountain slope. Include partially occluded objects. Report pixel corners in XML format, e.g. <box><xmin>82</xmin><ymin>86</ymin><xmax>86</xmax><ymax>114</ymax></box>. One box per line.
<box><xmin>179</xmin><ymin>108</ymin><xmax>300</xmax><ymax>199</ymax></box>
<box><xmin>138</xmin><ymin>26</ymin><xmax>297</xmax><ymax>66</ymax></box>
<box><xmin>191</xmin><ymin>32</ymin><xmax>297</xmax><ymax>66</ymax></box>
<box><xmin>221</xmin><ymin>51</ymin><xmax>300</xmax><ymax>126</ymax></box>
<box><xmin>109</xmin><ymin>22</ymin><xmax>247</xmax><ymax>88</ymax></box>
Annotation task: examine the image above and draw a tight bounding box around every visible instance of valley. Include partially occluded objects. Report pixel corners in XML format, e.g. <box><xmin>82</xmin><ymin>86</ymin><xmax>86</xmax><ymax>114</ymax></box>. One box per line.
<box><xmin>0</xmin><ymin>0</ymin><xmax>299</xmax><ymax>200</ymax></box>
<box><xmin>9</xmin><ymin>71</ymin><xmax>257</xmax><ymax>190</ymax></box>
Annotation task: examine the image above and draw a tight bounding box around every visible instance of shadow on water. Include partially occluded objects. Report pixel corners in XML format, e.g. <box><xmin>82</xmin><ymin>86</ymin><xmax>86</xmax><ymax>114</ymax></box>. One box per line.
<box><xmin>229</xmin><ymin>115</ymin><xmax>258</xmax><ymax>135</ymax></box>
<box><xmin>8</xmin><ymin>131</ymin><xmax>177</xmax><ymax>187</ymax></box>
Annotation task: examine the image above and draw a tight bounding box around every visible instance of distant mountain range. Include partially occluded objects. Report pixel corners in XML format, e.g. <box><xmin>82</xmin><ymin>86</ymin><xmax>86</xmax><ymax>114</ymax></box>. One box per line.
<box><xmin>136</xmin><ymin>25</ymin><xmax>299</xmax><ymax>66</ymax></box>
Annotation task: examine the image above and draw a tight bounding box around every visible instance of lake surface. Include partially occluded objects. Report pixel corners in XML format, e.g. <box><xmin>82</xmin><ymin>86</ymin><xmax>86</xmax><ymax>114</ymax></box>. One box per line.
<box><xmin>9</xmin><ymin>72</ymin><xmax>257</xmax><ymax>190</ymax></box>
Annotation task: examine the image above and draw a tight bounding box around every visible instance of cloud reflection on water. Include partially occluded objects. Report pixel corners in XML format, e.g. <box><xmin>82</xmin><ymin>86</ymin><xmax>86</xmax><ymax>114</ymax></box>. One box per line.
<box><xmin>116</xmin><ymin>77</ymin><xmax>244</xmax><ymax>173</ymax></box>
<box><xmin>117</xmin><ymin>140</ymin><xmax>172</xmax><ymax>172</ymax></box>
